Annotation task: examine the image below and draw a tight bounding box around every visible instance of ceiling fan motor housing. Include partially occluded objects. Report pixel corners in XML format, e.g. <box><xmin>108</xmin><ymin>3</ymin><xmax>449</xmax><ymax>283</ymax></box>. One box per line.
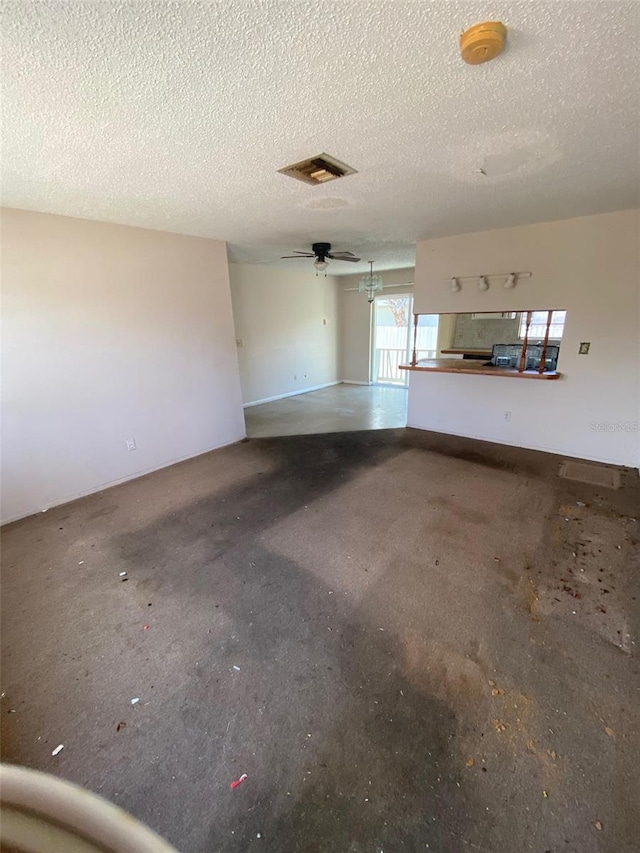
<box><xmin>312</xmin><ymin>242</ymin><xmax>331</xmax><ymax>259</ymax></box>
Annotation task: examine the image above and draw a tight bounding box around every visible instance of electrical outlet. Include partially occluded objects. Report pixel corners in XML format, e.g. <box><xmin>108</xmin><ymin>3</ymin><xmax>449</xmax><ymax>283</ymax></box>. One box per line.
<box><xmin>503</xmin><ymin>411</ymin><xmax>511</xmax><ymax>422</ymax></box>
<box><xmin>294</xmin><ymin>375</ymin><xmax>297</xmax><ymax>381</ymax></box>
<box><xmin>126</xmin><ymin>438</ymin><xmax>137</xmax><ymax>451</ymax></box>
<box><xmin>236</xmin><ymin>338</ymin><xmax>244</xmax><ymax>348</ymax></box>
<box><xmin>323</xmin><ymin>318</ymin><xmax>327</xmax><ymax>325</ymax></box>
<box><xmin>579</xmin><ymin>342</ymin><xmax>590</xmax><ymax>355</ymax></box>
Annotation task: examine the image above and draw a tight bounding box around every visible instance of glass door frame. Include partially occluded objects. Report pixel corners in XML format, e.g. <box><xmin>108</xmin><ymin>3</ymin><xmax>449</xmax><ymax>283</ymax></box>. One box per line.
<box><xmin>369</xmin><ymin>292</ymin><xmax>414</xmax><ymax>387</ymax></box>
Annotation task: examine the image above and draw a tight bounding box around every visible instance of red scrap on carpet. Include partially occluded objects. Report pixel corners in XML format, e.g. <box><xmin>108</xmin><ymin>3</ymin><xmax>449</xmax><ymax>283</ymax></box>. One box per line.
<box><xmin>230</xmin><ymin>773</ymin><xmax>248</xmax><ymax>790</ymax></box>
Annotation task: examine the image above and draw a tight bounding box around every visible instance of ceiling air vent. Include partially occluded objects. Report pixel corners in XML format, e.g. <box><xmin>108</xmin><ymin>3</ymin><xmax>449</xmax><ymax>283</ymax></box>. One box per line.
<box><xmin>278</xmin><ymin>153</ymin><xmax>357</xmax><ymax>186</ymax></box>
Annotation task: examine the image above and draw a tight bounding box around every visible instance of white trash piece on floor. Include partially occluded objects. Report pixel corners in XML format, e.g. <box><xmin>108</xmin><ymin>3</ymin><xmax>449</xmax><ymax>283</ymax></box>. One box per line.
<box><xmin>51</xmin><ymin>744</ymin><xmax>64</xmax><ymax>756</ymax></box>
<box><xmin>130</xmin><ymin>697</ymin><xmax>140</xmax><ymax>705</ymax></box>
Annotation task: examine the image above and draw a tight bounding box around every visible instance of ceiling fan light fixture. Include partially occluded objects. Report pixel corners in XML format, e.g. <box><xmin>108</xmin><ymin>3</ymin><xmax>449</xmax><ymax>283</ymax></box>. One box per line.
<box><xmin>281</xmin><ymin>242</ymin><xmax>361</xmax><ymax>270</ymax></box>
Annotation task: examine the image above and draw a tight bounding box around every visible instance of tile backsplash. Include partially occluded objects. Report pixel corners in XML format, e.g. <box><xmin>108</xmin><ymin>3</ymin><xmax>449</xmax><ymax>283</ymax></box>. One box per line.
<box><xmin>453</xmin><ymin>314</ymin><xmax>520</xmax><ymax>349</ymax></box>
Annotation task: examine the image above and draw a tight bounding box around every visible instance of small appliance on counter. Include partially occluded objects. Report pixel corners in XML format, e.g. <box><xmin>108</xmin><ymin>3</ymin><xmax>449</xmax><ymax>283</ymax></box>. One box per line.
<box><xmin>488</xmin><ymin>343</ymin><xmax>559</xmax><ymax>372</ymax></box>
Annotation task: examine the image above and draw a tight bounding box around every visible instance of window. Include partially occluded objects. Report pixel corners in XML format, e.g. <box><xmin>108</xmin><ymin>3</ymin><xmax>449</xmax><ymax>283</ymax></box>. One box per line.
<box><xmin>519</xmin><ymin>310</ymin><xmax>566</xmax><ymax>340</ymax></box>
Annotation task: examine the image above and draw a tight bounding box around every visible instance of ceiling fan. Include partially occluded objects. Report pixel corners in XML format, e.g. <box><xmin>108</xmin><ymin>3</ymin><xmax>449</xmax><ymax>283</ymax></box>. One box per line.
<box><xmin>281</xmin><ymin>242</ymin><xmax>361</xmax><ymax>273</ymax></box>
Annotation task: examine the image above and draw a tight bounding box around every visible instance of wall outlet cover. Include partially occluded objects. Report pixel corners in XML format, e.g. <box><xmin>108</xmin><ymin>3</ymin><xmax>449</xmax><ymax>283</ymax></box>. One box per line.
<box><xmin>579</xmin><ymin>342</ymin><xmax>590</xmax><ymax>355</ymax></box>
<box><xmin>126</xmin><ymin>438</ymin><xmax>137</xmax><ymax>452</ymax></box>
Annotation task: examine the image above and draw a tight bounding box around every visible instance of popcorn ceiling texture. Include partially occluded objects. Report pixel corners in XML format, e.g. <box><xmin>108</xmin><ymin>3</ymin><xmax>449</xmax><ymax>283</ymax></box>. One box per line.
<box><xmin>2</xmin><ymin>1</ymin><xmax>639</xmax><ymax>273</ymax></box>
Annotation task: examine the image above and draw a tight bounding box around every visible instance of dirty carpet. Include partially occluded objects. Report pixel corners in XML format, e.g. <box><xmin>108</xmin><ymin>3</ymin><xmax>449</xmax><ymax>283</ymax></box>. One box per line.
<box><xmin>1</xmin><ymin>428</ymin><xmax>639</xmax><ymax>853</ymax></box>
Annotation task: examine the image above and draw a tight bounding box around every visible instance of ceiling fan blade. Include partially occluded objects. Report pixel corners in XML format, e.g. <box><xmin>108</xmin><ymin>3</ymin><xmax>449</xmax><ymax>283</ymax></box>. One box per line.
<box><xmin>280</xmin><ymin>254</ymin><xmax>314</xmax><ymax>258</ymax></box>
<box><xmin>329</xmin><ymin>251</ymin><xmax>357</xmax><ymax>257</ymax></box>
<box><xmin>327</xmin><ymin>253</ymin><xmax>361</xmax><ymax>262</ymax></box>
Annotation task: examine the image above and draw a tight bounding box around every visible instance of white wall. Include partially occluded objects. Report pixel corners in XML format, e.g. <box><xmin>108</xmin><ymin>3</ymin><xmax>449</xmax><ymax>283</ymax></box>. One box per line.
<box><xmin>409</xmin><ymin>211</ymin><xmax>640</xmax><ymax>468</ymax></box>
<box><xmin>338</xmin><ymin>268</ymin><xmax>415</xmax><ymax>384</ymax></box>
<box><xmin>229</xmin><ymin>263</ymin><xmax>339</xmax><ymax>406</ymax></box>
<box><xmin>1</xmin><ymin>208</ymin><xmax>245</xmax><ymax>523</ymax></box>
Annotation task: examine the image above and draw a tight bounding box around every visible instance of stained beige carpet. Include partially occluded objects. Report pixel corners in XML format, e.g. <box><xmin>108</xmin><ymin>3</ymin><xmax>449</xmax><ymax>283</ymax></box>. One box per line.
<box><xmin>2</xmin><ymin>429</ymin><xmax>638</xmax><ymax>852</ymax></box>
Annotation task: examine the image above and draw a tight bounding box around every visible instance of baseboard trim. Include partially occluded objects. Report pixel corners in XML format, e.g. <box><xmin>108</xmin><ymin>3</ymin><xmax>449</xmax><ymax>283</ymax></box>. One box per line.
<box><xmin>243</xmin><ymin>381</ymin><xmax>341</xmax><ymax>408</ymax></box>
<box><xmin>406</xmin><ymin>421</ymin><xmax>637</xmax><ymax>469</ymax></box>
<box><xmin>1</xmin><ymin>434</ymin><xmax>246</xmax><ymax>526</ymax></box>
<box><xmin>341</xmin><ymin>380</ymin><xmax>371</xmax><ymax>386</ymax></box>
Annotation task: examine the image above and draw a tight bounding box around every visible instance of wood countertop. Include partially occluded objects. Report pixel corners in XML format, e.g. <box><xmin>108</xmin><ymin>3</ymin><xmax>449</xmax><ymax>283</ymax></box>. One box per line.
<box><xmin>400</xmin><ymin>358</ymin><xmax>561</xmax><ymax>380</ymax></box>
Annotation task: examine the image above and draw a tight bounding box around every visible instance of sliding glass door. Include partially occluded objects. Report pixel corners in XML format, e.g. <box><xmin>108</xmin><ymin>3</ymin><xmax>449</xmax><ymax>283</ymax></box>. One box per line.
<box><xmin>371</xmin><ymin>297</ymin><xmax>439</xmax><ymax>386</ymax></box>
<box><xmin>371</xmin><ymin>296</ymin><xmax>412</xmax><ymax>386</ymax></box>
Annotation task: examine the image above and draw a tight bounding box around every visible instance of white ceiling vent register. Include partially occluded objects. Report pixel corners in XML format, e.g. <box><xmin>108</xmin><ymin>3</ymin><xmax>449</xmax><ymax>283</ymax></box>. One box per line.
<box><xmin>278</xmin><ymin>154</ymin><xmax>357</xmax><ymax>186</ymax></box>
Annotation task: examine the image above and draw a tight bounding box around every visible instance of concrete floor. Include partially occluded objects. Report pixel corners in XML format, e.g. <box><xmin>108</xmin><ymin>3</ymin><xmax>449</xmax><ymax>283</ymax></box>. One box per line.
<box><xmin>244</xmin><ymin>383</ymin><xmax>407</xmax><ymax>437</ymax></box>
<box><xmin>1</xmin><ymin>429</ymin><xmax>639</xmax><ymax>853</ymax></box>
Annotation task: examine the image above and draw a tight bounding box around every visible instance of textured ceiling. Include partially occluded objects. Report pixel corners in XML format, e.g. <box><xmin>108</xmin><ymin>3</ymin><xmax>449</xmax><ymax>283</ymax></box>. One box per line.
<box><xmin>2</xmin><ymin>1</ymin><xmax>639</xmax><ymax>274</ymax></box>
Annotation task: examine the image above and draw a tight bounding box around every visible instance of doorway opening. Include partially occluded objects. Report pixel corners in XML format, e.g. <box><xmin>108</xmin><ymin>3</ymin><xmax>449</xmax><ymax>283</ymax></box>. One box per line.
<box><xmin>371</xmin><ymin>295</ymin><xmax>438</xmax><ymax>385</ymax></box>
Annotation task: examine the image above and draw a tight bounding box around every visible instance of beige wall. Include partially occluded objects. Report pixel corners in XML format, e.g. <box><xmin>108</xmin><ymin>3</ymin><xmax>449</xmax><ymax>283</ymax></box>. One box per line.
<box><xmin>229</xmin><ymin>263</ymin><xmax>340</xmax><ymax>405</ymax></box>
<box><xmin>338</xmin><ymin>268</ymin><xmax>415</xmax><ymax>383</ymax></box>
<box><xmin>1</xmin><ymin>208</ymin><xmax>245</xmax><ymax>523</ymax></box>
<box><xmin>409</xmin><ymin>210</ymin><xmax>640</xmax><ymax>467</ymax></box>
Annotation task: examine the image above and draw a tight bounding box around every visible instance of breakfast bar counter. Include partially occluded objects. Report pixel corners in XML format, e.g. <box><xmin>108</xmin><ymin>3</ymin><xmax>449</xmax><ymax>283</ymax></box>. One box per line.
<box><xmin>400</xmin><ymin>358</ymin><xmax>561</xmax><ymax>380</ymax></box>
